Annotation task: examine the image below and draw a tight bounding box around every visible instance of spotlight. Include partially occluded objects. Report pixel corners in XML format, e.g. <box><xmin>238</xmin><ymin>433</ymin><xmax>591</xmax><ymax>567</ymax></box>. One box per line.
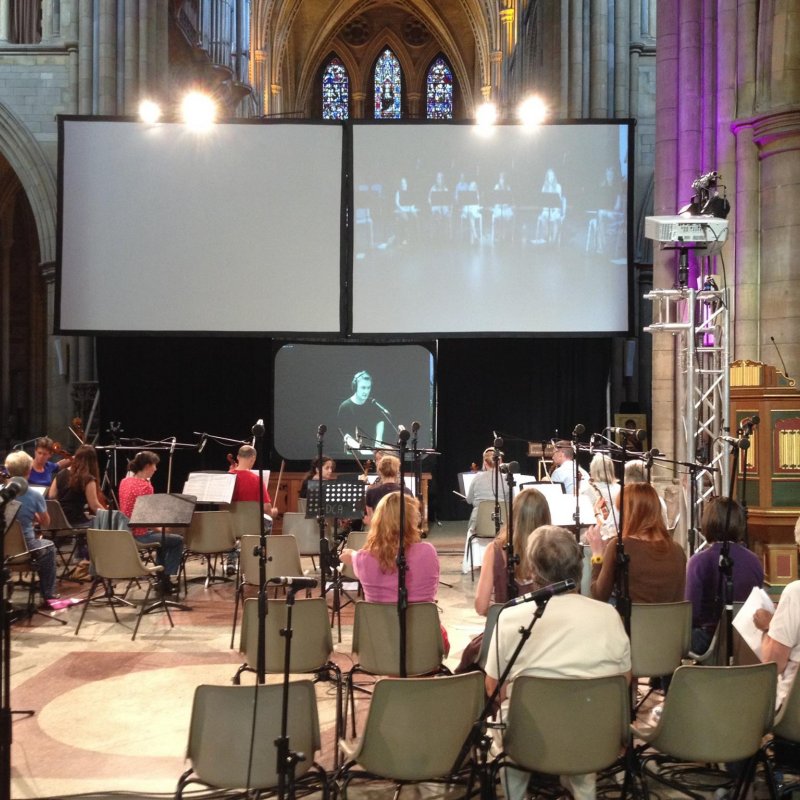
<box><xmin>138</xmin><ymin>99</ymin><xmax>162</xmax><ymax>124</ymax></box>
<box><xmin>475</xmin><ymin>102</ymin><xmax>498</xmax><ymax>127</ymax></box>
<box><xmin>181</xmin><ymin>92</ymin><xmax>217</xmax><ymax>130</ymax></box>
<box><xmin>518</xmin><ymin>96</ymin><xmax>547</xmax><ymax>126</ymax></box>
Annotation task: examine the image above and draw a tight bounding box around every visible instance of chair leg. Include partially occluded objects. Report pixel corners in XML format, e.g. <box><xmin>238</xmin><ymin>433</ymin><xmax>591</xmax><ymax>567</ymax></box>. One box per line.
<box><xmin>74</xmin><ymin>577</ymin><xmax>102</xmax><ymax>635</ymax></box>
<box><xmin>230</xmin><ymin>580</ymin><xmax>243</xmax><ymax>650</ymax></box>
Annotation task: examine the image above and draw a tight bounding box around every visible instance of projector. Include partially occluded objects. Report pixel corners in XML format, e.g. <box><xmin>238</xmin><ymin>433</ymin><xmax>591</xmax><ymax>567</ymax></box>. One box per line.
<box><xmin>645</xmin><ymin>215</ymin><xmax>729</xmax><ymax>251</ymax></box>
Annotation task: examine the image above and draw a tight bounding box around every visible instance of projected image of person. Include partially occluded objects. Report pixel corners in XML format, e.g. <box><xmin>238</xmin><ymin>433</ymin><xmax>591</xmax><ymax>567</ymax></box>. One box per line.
<box><xmin>338</xmin><ymin>370</ymin><xmax>387</xmax><ymax>450</ymax></box>
<box><xmin>427</xmin><ymin>171</ymin><xmax>451</xmax><ymax>220</ymax></box>
<box><xmin>594</xmin><ymin>165</ymin><xmax>625</xmax><ymax>255</ymax></box>
<box><xmin>394</xmin><ymin>177</ymin><xmax>418</xmax><ymax>245</ymax></box>
<box><xmin>491</xmin><ymin>171</ymin><xmax>514</xmax><ymax>243</ymax></box>
<box><xmin>455</xmin><ymin>174</ymin><xmax>482</xmax><ymax>244</ymax></box>
<box><xmin>536</xmin><ymin>167</ymin><xmax>567</xmax><ymax>244</ymax></box>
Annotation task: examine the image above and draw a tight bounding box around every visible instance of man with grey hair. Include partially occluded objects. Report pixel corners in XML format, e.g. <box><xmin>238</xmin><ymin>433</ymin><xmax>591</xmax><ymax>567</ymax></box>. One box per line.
<box><xmin>4</xmin><ymin>450</ymin><xmax>59</xmax><ymax>604</ymax></box>
<box><xmin>485</xmin><ymin>525</ymin><xmax>631</xmax><ymax>800</ymax></box>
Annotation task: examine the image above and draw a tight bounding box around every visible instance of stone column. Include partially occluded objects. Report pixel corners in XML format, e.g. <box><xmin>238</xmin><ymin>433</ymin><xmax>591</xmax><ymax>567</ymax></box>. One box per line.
<box><xmin>406</xmin><ymin>91</ymin><xmax>421</xmax><ymax>119</ymax></box>
<box><xmin>0</xmin><ymin>0</ymin><xmax>9</xmax><ymax>43</ymax></box>
<box><xmin>568</xmin><ymin>0</ymin><xmax>582</xmax><ymax>117</ymax></box>
<box><xmin>351</xmin><ymin>91</ymin><xmax>365</xmax><ymax>119</ymax></box>
<box><xmin>751</xmin><ymin>111</ymin><xmax>800</xmax><ymax>380</ymax></box>
<box><xmin>123</xmin><ymin>0</ymin><xmax>139</xmax><ymax>113</ymax></box>
<box><xmin>97</xmin><ymin>0</ymin><xmax>118</xmax><ymax>115</ymax></box>
<box><xmin>78</xmin><ymin>0</ymin><xmax>94</xmax><ymax>114</ymax></box>
<box><xmin>0</xmin><ymin>226</ymin><xmax>12</xmax><ymax>440</ymax></box>
<box><xmin>270</xmin><ymin>83</ymin><xmax>281</xmax><ymax>116</ymax></box>
<box><xmin>613</xmin><ymin>0</ymin><xmax>629</xmax><ymax>117</ymax></box>
<box><xmin>253</xmin><ymin>48</ymin><xmax>268</xmax><ymax>115</ymax></box>
<box><xmin>589</xmin><ymin>0</ymin><xmax>608</xmax><ymax>118</ymax></box>
<box><xmin>489</xmin><ymin>50</ymin><xmax>502</xmax><ymax>110</ymax></box>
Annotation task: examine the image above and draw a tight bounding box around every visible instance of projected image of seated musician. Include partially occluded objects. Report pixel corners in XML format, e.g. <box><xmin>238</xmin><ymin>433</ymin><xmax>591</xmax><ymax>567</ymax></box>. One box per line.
<box><xmin>337</xmin><ymin>370</ymin><xmax>386</xmax><ymax>451</ymax></box>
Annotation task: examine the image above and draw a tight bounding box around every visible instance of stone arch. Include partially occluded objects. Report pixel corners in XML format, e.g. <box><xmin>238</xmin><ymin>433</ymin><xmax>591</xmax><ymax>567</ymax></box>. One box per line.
<box><xmin>0</xmin><ymin>102</ymin><xmax>57</xmax><ymax>264</ymax></box>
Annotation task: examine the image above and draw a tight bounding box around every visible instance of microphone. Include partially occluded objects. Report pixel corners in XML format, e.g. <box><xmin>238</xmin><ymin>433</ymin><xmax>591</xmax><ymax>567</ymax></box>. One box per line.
<box><xmin>499</xmin><ymin>461</ymin><xmax>519</xmax><ymax>475</ymax></box>
<box><xmin>317</xmin><ymin>423</ymin><xmax>327</xmax><ymax>438</ymax></box>
<box><xmin>719</xmin><ymin>434</ymin><xmax>750</xmax><ymax>449</ymax></box>
<box><xmin>398</xmin><ymin>426</ymin><xmax>411</xmax><ymax>444</ymax></box>
<box><xmin>503</xmin><ymin>579</ymin><xmax>576</xmax><ymax>607</ymax></box>
<box><xmin>771</xmin><ymin>336</ymin><xmax>791</xmax><ymax>379</ymax></box>
<box><xmin>0</xmin><ymin>476</ymin><xmax>28</xmax><ymax>502</ymax></box>
<box><xmin>267</xmin><ymin>576</ymin><xmax>318</xmax><ymax>589</ymax></box>
<box><xmin>370</xmin><ymin>398</ymin><xmax>391</xmax><ymax>415</ymax></box>
<box><xmin>411</xmin><ymin>421</ymin><xmax>420</xmax><ymax>433</ymax></box>
<box><xmin>572</xmin><ymin>423</ymin><xmax>585</xmax><ymax>437</ymax></box>
<box><xmin>252</xmin><ymin>418</ymin><xmax>265</xmax><ymax>437</ymax></box>
<box><xmin>493</xmin><ymin>432</ymin><xmax>504</xmax><ymax>449</ymax></box>
<box><xmin>606</xmin><ymin>427</ymin><xmax>646</xmax><ymax>441</ymax></box>
<box><xmin>170</xmin><ymin>437</ymin><xmax>177</xmax><ymax>456</ymax></box>
<box><xmin>741</xmin><ymin>415</ymin><xmax>760</xmax><ymax>435</ymax></box>
<box><xmin>197</xmin><ymin>434</ymin><xmax>208</xmax><ymax>454</ymax></box>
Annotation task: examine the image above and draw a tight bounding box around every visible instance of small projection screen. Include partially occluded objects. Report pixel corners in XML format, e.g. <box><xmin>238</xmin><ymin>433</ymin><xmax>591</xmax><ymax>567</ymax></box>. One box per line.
<box><xmin>351</xmin><ymin>122</ymin><xmax>631</xmax><ymax>335</ymax></box>
<box><xmin>273</xmin><ymin>342</ymin><xmax>435</xmax><ymax>462</ymax></box>
<box><xmin>58</xmin><ymin>119</ymin><xmax>343</xmax><ymax>334</ymax></box>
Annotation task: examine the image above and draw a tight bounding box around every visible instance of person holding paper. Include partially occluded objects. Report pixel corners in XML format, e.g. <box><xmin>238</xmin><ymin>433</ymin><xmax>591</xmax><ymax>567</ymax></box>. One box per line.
<box><xmin>685</xmin><ymin>497</ymin><xmax>763</xmax><ymax>653</ymax></box>
<box><xmin>228</xmin><ymin>445</ymin><xmax>278</xmax><ymax>517</ymax></box>
<box><xmin>118</xmin><ymin>450</ymin><xmax>184</xmax><ymax>591</ymax></box>
<box><xmin>754</xmin><ymin>515</ymin><xmax>800</xmax><ymax>704</ymax></box>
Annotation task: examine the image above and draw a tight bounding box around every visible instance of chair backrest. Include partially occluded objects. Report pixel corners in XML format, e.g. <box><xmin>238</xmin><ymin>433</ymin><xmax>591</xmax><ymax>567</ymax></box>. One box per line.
<box><xmin>630</xmin><ymin>601</ymin><xmax>692</xmax><ymax>678</ymax></box>
<box><xmin>239</xmin><ymin>597</ymin><xmax>333</xmax><ymax>672</ymax></box>
<box><xmin>774</xmin><ymin>665</ymin><xmax>800</xmax><ymax>742</ymax></box>
<box><xmin>4</xmin><ymin>520</ymin><xmax>30</xmax><ymax>567</ymax></box>
<box><xmin>341</xmin><ymin>530</ymin><xmax>368</xmax><ymax>581</ymax></box>
<box><xmin>239</xmin><ymin>534</ymin><xmax>303</xmax><ymax>587</ymax></box>
<box><xmin>281</xmin><ymin>512</ymin><xmax>321</xmax><ymax>556</ymax></box>
<box><xmin>353</xmin><ymin>672</ymin><xmax>484</xmax><ymax>781</ymax></box>
<box><xmin>226</xmin><ymin>501</ymin><xmax>262</xmax><ymax>539</ymax></box>
<box><xmin>184</xmin><ymin>511</ymin><xmax>235</xmax><ymax>554</ymax></box>
<box><xmin>474</xmin><ymin>500</ymin><xmax>507</xmax><ymax>538</ymax></box>
<box><xmin>352</xmin><ymin>601</ymin><xmax>444</xmax><ymax>676</ymax></box>
<box><xmin>690</xmin><ymin>601</ymin><xmax>746</xmax><ymax>665</ymax></box>
<box><xmin>296</xmin><ymin>497</ymin><xmax>307</xmax><ymax>513</ymax></box>
<box><xmin>186</xmin><ymin>681</ymin><xmax>320</xmax><ymax>789</ymax></box>
<box><xmin>87</xmin><ymin>528</ymin><xmax>151</xmax><ymax>580</ymax></box>
<box><xmin>650</xmin><ymin>663</ymin><xmax>776</xmax><ymax>763</ymax></box>
<box><xmin>44</xmin><ymin>498</ymin><xmax>73</xmax><ymax>531</ymax></box>
<box><xmin>503</xmin><ymin>674</ymin><xmax>630</xmax><ymax>775</ymax></box>
<box><xmin>476</xmin><ymin>603</ymin><xmax>503</xmax><ymax>671</ymax></box>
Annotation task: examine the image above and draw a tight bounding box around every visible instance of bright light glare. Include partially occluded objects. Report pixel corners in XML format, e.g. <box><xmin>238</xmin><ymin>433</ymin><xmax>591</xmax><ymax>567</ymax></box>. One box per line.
<box><xmin>518</xmin><ymin>96</ymin><xmax>548</xmax><ymax>126</ymax></box>
<box><xmin>138</xmin><ymin>99</ymin><xmax>162</xmax><ymax>124</ymax></box>
<box><xmin>475</xmin><ymin>102</ymin><xmax>498</xmax><ymax>127</ymax></box>
<box><xmin>181</xmin><ymin>92</ymin><xmax>217</xmax><ymax>130</ymax></box>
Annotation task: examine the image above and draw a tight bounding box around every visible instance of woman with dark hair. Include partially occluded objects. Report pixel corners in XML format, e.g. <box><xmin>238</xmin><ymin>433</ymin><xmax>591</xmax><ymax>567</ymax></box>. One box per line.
<box><xmin>298</xmin><ymin>455</ymin><xmax>336</xmax><ymax>500</ymax></box>
<box><xmin>686</xmin><ymin>497</ymin><xmax>763</xmax><ymax>652</ymax></box>
<box><xmin>48</xmin><ymin>443</ymin><xmax>104</xmax><ymax>527</ymax></box>
<box><xmin>118</xmin><ymin>450</ymin><xmax>184</xmax><ymax>592</ymax></box>
<box><xmin>587</xmin><ymin>482</ymin><xmax>686</xmax><ymax>603</ymax></box>
<box><xmin>474</xmin><ymin>488</ymin><xmax>552</xmax><ymax>616</ymax></box>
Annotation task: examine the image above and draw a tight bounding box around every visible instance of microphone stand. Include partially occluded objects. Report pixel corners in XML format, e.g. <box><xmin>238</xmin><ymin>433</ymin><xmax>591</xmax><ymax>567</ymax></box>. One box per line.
<box><xmin>397</xmin><ymin>427</ymin><xmax>411</xmax><ymax>678</ymax></box>
<box><xmin>503</xmin><ymin>464</ymin><xmax>517</xmax><ymax>602</ymax></box>
<box><xmin>315</xmin><ymin>426</ymin><xmax>329</xmax><ymax>601</ymax></box>
<box><xmin>451</xmin><ymin>596</ymin><xmax>556</xmax><ymax>799</ymax></box>
<box><xmin>275</xmin><ymin>586</ymin><xmax>304</xmax><ymax>800</ymax></box>
<box><xmin>571</xmin><ymin>426</ymin><xmax>583</xmax><ymax>540</ymax></box>
<box><xmin>252</xmin><ymin>418</ymin><xmax>268</xmax><ymax>685</ymax></box>
<box><xmin>738</xmin><ymin>418</ymin><xmax>758</xmax><ymax>546</ymax></box>
<box><xmin>492</xmin><ymin>436</ymin><xmax>503</xmax><ymax>539</ymax></box>
<box><xmin>614</xmin><ymin>436</ymin><xmax>631</xmax><ymax>638</ymax></box>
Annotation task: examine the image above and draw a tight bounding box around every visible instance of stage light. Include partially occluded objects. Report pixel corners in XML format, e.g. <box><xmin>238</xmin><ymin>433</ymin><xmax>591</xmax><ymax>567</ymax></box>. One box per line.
<box><xmin>475</xmin><ymin>101</ymin><xmax>498</xmax><ymax>127</ymax></box>
<box><xmin>181</xmin><ymin>92</ymin><xmax>217</xmax><ymax>130</ymax></box>
<box><xmin>518</xmin><ymin>96</ymin><xmax>547</xmax><ymax>126</ymax></box>
<box><xmin>138</xmin><ymin>99</ymin><xmax>162</xmax><ymax>124</ymax></box>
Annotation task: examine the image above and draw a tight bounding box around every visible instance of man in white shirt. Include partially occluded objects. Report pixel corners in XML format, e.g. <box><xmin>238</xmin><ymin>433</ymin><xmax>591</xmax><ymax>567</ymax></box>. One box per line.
<box><xmin>550</xmin><ymin>439</ymin><xmax>588</xmax><ymax>496</ymax></box>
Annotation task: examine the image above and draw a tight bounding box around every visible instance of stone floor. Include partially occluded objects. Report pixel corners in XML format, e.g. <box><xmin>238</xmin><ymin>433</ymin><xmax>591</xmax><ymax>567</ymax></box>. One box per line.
<box><xmin>7</xmin><ymin>522</ymin><xmax>492</xmax><ymax>798</ymax></box>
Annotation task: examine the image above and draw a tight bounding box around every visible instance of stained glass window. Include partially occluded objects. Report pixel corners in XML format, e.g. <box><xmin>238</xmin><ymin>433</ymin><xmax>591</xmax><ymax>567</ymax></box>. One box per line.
<box><xmin>426</xmin><ymin>57</ymin><xmax>453</xmax><ymax>119</ymax></box>
<box><xmin>322</xmin><ymin>57</ymin><xmax>349</xmax><ymax>120</ymax></box>
<box><xmin>374</xmin><ymin>49</ymin><xmax>402</xmax><ymax>119</ymax></box>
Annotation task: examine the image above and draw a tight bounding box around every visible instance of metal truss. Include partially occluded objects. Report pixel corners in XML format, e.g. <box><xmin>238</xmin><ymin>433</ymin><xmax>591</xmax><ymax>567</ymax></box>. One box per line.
<box><xmin>644</xmin><ymin>286</ymin><xmax>730</xmax><ymax>551</ymax></box>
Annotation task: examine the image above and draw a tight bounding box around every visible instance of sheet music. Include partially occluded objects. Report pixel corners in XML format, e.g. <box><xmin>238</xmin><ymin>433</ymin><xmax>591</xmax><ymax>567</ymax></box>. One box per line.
<box><xmin>183</xmin><ymin>472</ymin><xmax>238</xmax><ymax>504</ymax></box>
<box><xmin>733</xmin><ymin>586</ymin><xmax>775</xmax><ymax>659</ymax></box>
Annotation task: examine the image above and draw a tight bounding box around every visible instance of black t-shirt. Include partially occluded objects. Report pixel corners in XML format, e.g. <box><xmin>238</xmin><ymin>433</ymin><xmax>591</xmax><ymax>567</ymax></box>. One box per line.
<box><xmin>337</xmin><ymin>397</ymin><xmax>384</xmax><ymax>440</ymax></box>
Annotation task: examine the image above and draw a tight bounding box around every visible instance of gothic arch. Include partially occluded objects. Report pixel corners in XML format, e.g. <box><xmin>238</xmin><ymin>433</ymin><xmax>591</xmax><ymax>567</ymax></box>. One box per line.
<box><xmin>0</xmin><ymin>102</ymin><xmax>56</xmax><ymax>264</ymax></box>
<box><xmin>254</xmin><ymin>0</ymin><xmax>487</xmax><ymax>117</ymax></box>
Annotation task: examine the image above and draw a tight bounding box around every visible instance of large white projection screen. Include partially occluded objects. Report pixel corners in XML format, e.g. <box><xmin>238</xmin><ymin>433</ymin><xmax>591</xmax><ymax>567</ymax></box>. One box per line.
<box><xmin>58</xmin><ymin>120</ymin><xmax>343</xmax><ymax>333</ymax></box>
<box><xmin>351</xmin><ymin>123</ymin><xmax>631</xmax><ymax>334</ymax></box>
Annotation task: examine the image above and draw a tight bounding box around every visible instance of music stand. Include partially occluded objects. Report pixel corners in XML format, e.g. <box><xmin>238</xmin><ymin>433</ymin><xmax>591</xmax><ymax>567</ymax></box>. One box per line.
<box><xmin>129</xmin><ymin>493</ymin><xmax>196</xmax><ymax>613</ymax></box>
<box><xmin>305</xmin><ymin>476</ymin><xmax>365</xmax><ymax>641</ymax></box>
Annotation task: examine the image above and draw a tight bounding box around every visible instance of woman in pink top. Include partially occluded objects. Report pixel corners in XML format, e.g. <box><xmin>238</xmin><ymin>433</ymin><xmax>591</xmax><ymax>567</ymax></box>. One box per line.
<box><xmin>341</xmin><ymin>491</ymin><xmax>439</xmax><ymax>603</ymax></box>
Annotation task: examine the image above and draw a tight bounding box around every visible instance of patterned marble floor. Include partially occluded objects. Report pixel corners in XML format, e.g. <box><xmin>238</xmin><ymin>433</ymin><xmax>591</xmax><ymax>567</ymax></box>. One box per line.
<box><xmin>8</xmin><ymin>522</ymin><xmax>486</xmax><ymax>799</ymax></box>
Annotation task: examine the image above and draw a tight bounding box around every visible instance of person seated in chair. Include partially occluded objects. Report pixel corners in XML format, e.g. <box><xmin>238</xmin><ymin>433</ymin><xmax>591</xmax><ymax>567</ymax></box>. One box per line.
<box><xmin>363</xmin><ymin>455</ymin><xmax>411</xmax><ymax>525</ymax></box>
<box><xmin>463</xmin><ymin>446</ymin><xmax>504</xmax><ymax>574</ymax></box>
<box><xmin>485</xmin><ymin>525</ymin><xmax>631</xmax><ymax>800</ymax></box>
<box><xmin>685</xmin><ymin>497</ymin><xmax>763</xmax><ymax>654</ymax></box>
<box><xmin>4</xmin><ymin>451</ymin><xmax>59</xmax><ymax>605</ymax></box>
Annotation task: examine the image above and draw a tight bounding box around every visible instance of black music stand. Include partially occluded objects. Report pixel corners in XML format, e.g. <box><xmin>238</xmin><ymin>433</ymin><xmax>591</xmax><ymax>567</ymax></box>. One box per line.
<box><xmin>305</xmin><ymin>476</ymin><xmax>365</xmax><ymax>641</ymax></box>
<box><xmin>129</xmin><ymin>493</ymin><xmax>196</xmax><ymax>614</ymax></box>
